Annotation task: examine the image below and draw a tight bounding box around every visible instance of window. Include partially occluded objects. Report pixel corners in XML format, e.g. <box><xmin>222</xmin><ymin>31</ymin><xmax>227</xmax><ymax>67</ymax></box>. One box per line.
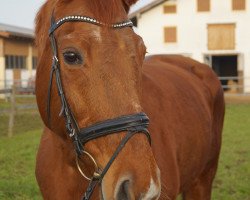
<box><xmin>5</xmin><ymin>55</ymin><xmax>27</xmax><ymax>69</ymax></box>
<box><xmin>163</xmin><ymin>5</ymin><xmax>177</xmax><ymax>14</ymax></box>
<box><xmin>208</xmin><ymin>24</ymin><xmax>236</xmax><ymax>50</ymax></box>
<box><xmin>164</xmin><ymin>27</ymin><xmax>177</xmax><ymax>43</ymax></box>
<box><xmin>232</xmin><ymin>0</ymin><xmax>245</xmax><ymax>10</ymax></box>
<box><xmin>197</xmin><ymin>0</ymin><xmax>210</xmax><ymax>12</ymax></box>
<box><xmin>32</xmin><ymin>57</ymin><xmax>38</xmax><ymax>69</ymax></box>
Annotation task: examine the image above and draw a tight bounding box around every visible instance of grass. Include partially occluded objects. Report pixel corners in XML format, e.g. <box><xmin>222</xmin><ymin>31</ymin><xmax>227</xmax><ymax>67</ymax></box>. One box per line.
<box><xmin>0</xmin><ymin>130</ymin><xmax>42</xmax><ymax>200</ymax></box>
<box><xmin>0</xmin><ymin>113</ymin><xmax>42</xmax><ymax>137</ymax></box>
<box><xmin>0</xmin><ymin>96</ymin><xmax>41</xmax><ymax>137</ymax></box>
<box><xmin>0</xmin><ymin>96</ymin><xmax>37</xmax><ymax>110</ymax></box>
<box><xmin>0</xmin><ymin>97</ymin><xmax>43</xmax><ymax>199</ymax></box>
<box><xmin>0</xmin><ymin>103</ymin><xmax>249</xmax><ymax>199</ymax></box>
<box><xmin>0</xmin><ymin>99</ymin><xmax>11</xmax><ymax>109</ymax></box>
<box><xmin>212</xmin><ymin>104</ymin><xmax>250</xmax><ymax>200</ymax></box>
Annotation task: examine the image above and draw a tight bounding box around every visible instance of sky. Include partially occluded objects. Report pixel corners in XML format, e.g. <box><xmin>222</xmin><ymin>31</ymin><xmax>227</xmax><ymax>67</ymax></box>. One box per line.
<box><xmin>0</xmin><ymin>0</ymin><xmax>152</xmax><ymax>29</ymax></box>
<box><xmin>0</xmin><ymin>0</ymin><xmax>46</xmax><ymax>29</ymax></box>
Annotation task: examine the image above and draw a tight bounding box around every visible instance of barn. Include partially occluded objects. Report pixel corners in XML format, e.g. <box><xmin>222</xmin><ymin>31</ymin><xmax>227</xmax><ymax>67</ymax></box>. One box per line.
<box><xmin>0</xmin><ymin>23</ymin><xmax>37</xmax><ymax>89</ymax></box>
<box><xmin>130</xmin><ymin>0</ymin><xmax>250</xmax><ymax>93</ymax></box>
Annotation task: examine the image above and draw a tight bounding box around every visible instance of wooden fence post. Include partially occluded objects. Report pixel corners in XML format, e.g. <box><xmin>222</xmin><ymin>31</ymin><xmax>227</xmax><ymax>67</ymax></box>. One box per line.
<box><xmin>8</xmin><ymin>85</ymin><xmax>16</xmax><ymax>137</ymax></box>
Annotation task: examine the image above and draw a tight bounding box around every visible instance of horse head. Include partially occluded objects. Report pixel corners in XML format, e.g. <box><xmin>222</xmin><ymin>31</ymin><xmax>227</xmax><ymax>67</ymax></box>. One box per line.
<box><xmin>35</xmin><ymin>0</ymin><xmax>160</xmax><ymax>199</ymax></box>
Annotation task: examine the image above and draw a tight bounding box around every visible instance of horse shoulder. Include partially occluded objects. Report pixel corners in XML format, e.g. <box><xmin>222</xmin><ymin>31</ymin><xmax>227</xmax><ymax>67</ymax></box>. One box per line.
<box><xmin>36</xmin><ymin>128</ymin><xmax>90</xmax><ymax>199</ymax></box>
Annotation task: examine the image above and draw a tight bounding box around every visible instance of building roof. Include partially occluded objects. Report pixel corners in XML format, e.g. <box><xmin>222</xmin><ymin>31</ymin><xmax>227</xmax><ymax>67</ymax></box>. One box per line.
<box><xmin>129</xmin><ymin>0</ymin><xmax>167</xmax><ymax>18</ymax></box>
<box><xmin>0</xmin><ymin>23</ymin><xmax>34</xmax><ymax>39</ymax></box>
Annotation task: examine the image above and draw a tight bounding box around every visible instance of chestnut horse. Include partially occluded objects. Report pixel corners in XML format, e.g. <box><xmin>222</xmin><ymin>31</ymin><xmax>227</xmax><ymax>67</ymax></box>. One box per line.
<box><xmin>35</xmin><ymin>0</ymin><xmax>224</xmax><ymax>200</ymax></box>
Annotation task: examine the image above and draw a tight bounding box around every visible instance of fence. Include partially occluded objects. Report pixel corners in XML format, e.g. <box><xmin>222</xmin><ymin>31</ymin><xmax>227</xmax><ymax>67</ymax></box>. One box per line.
<box><xmin>0</xmin><ymin>84</ymin><xmax>36</xmax><ymax>137</ymax></box>
<box><xmin>0</xmin><ymin>76</ymin><xmax>249</xmax><ymax>137</ymax></box>
<box><xmin>219</xmin><ymin>76</ymin><xmax>250</xmax><ymax>95</ymax></box>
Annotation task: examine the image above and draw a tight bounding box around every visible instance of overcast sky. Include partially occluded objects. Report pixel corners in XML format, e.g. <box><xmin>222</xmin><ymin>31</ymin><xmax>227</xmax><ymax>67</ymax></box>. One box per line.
<box><xmin>0</xmin><ymin>0</ymin><xmax>151</xmax><ymax>29</ymax></box>
<box><xmin>0</xmin><ymin>0</ymin><xmax>45</xmax><ymax>29</ymax></box>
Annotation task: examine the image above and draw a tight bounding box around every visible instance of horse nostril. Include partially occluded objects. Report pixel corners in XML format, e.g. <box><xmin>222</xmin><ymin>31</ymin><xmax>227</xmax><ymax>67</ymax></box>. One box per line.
<box><xmin>116</xmin><ymin>180</ymin><xmax>133</xmax><ymax>200</ymax></box>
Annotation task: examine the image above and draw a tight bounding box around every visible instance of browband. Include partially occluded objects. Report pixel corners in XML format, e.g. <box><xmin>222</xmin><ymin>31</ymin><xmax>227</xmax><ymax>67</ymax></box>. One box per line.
<box><xmin>49</xmin><ymin>15</ymin><xmax>133</xmax><ymax>35</ymax></box>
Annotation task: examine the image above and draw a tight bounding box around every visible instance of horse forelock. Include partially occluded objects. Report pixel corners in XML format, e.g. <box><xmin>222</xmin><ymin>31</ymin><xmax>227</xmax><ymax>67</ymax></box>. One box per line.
<box><xmin>56</xmin><ymin>0</ymin><xmax>126</xmax><ymax>23</ymax></box>
<box><xmin>87</xmin><ymin>0</ymin><xmax>125</xmax><ymax>23</ymax></box>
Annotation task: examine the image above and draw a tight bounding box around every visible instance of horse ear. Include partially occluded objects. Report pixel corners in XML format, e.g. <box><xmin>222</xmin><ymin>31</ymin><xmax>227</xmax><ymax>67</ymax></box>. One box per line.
<box><xmin>122</xmin><ymin>0</ymin><xmax>138</xmax><ymax>13</ymax></box>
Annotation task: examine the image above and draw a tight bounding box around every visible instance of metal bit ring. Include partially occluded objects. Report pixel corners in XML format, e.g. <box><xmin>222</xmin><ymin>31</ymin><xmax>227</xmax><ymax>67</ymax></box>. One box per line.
<box><xmin>76</xmin><ymin>150</ymin><xmax>100</xmax><ymax>181</ymax></box>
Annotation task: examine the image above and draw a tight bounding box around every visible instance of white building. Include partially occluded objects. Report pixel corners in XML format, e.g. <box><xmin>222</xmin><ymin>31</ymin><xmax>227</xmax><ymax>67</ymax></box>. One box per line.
<box><xmin>130</xmin><ymin>0</ymin><xmax>250</xmax><ymax>93</ymax></box>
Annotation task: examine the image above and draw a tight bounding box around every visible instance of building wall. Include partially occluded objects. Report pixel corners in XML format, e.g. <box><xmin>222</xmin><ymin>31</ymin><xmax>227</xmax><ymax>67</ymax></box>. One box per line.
<box><xmin>4</xmin><ymin>39</ymin><xmax>30</xmax><ymax>56</ymax></box>
<box><xmin>0</xmin><ymin>37</ymin><xmax>37</xmax><ymax>88</ymax></box>
<box><xmin>136</xmin><ymin>0</ymin><xmax>250</xmax><ymax>92</ymax></box>
<box><xmin>5</xmin><ymin>69</ymin><xmax>36</xmax><ymax>88</ymax></box>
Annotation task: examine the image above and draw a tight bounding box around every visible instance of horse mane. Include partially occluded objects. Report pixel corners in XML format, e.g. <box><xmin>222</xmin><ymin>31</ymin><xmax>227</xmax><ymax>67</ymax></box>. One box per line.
<box><xmin>88</xmin><ymin>0</ymin><xmax>123</xmax><ymax>23</ymax></box>
<box><xmin>35</xmin><ymin>0</ymin><xmax>55</xmax><ymax>53</ymax></box>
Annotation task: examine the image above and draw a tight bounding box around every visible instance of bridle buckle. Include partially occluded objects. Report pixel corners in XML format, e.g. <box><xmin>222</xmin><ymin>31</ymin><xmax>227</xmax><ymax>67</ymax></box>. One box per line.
<box><xmin>53</xmin><ymin>55</ymin><xmax>59</xmax><ymax>63</ymax></box>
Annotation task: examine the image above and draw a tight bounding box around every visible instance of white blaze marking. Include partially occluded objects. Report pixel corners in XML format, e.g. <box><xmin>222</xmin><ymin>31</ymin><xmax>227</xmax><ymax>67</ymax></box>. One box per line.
<box><xmin>133</xmin><ymin>102</ymin><xmax>142</xmax><ymax>111</ymax></box>
<box><xmin>143</xmin><ymin>168</ymin><xmax>161</xmax><ymax>200</ymax></box>
<box><xmin>93</xmin><ymin>29</ymin><xmax>102</xmax><ymax>42</ymax></box>
<box><xmin>142</xmin><ymin>178</ymin><xmax>161</xmax><ymax>200</ymax></box>
<box><xmin>131</xmin><ymin>98</ymin><xmax>142</xmax><ymax>112</ymax></box>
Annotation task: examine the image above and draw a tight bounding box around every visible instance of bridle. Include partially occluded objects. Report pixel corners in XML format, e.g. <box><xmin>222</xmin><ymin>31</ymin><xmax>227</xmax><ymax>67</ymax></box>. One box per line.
<box><xmin>47</xmin><ymin>12</ymin><xmax>151</xmax><ymax>200</ymax></box>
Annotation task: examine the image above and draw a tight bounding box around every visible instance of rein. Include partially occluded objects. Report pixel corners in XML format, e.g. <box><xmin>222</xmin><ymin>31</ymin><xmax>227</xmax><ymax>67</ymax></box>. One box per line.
<box><xmin>47</xmin><ymin>13</ymin><xmax>151</xmax><ymax>200</ymax></box>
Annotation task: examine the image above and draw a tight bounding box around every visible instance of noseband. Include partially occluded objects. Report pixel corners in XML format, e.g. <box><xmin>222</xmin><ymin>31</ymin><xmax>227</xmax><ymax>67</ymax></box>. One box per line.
<box><xmin>47</xmin><ymin>13</ymin><xmax>151</xmax><ymax>200</ymax></box>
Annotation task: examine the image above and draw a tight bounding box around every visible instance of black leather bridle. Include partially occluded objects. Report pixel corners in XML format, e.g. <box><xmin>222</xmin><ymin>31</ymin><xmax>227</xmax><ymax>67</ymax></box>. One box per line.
<box><xmin>47</xmin><ymin>13</ymin><xmax>151</xmax><ymax>200</ymax></box>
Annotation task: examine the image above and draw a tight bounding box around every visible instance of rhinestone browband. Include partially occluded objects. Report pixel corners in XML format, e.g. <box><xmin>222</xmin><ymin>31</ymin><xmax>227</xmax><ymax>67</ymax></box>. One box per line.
<box><xmin>49</xmin><ymin>15</ymin><xmax>133</xmax><ymax>35</ymax></box>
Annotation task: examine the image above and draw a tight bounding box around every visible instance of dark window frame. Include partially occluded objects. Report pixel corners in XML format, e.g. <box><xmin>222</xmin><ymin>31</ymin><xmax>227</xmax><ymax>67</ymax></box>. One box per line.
<box><xmin>32</xmin><ymin>56</ymin><xmax>38</xmax><ymax>69</ymax></box>
<box><xmin>5</xmin><ymin>55</ymin><xmax>27</xmax><ymax>69</ymax></box>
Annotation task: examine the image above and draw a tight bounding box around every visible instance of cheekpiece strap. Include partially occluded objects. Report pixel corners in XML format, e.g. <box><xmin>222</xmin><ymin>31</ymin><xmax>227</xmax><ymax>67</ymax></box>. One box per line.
<box><xmin>48</xmin><ymin>12</ymin><xmax>83</xmax><ymax>155</ymax></box>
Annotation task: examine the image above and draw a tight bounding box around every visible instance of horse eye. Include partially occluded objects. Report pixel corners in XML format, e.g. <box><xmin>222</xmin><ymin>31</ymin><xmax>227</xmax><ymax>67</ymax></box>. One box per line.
<box><xmin>63</xmin><ymin>51</ymin><xmax>83</xmax><ymax>65</ymax></box>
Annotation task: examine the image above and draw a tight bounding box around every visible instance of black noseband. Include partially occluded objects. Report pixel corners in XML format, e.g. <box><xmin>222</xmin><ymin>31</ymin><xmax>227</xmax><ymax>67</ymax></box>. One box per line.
<box><xmin>47</xmin><ymin>12</ymin><xmax>151</xmax><ymax>200</ymax></box>
<box><xmin>79</xmin><ymin>112</ymin><xmax>151</xmax><ymax>144</ymax></box>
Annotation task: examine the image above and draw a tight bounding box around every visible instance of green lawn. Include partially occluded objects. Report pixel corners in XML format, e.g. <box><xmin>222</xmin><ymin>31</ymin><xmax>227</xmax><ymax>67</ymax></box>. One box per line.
<box><xmin>212</xmin><ymin>104</ymin><xmax>250</xmax><ymax>200</ymax></box>
<box><xmin>0</xmin><ymin>130</ymin><xmax>42</xmax><ymax>200</ymax></box>
<box><xmin>0</xmin><ymin>113</ymin><xmax>42</xmax><ymax>138</ymax></box>
<box><xmin>0</xmin><ymin>104</ymin><xmax>249</xmax><ymax>199</ymax></box>
<box><xmin>0</xmin><ymin>97</ymin><xmax>37</xmax><ymax>110</ymax></box>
